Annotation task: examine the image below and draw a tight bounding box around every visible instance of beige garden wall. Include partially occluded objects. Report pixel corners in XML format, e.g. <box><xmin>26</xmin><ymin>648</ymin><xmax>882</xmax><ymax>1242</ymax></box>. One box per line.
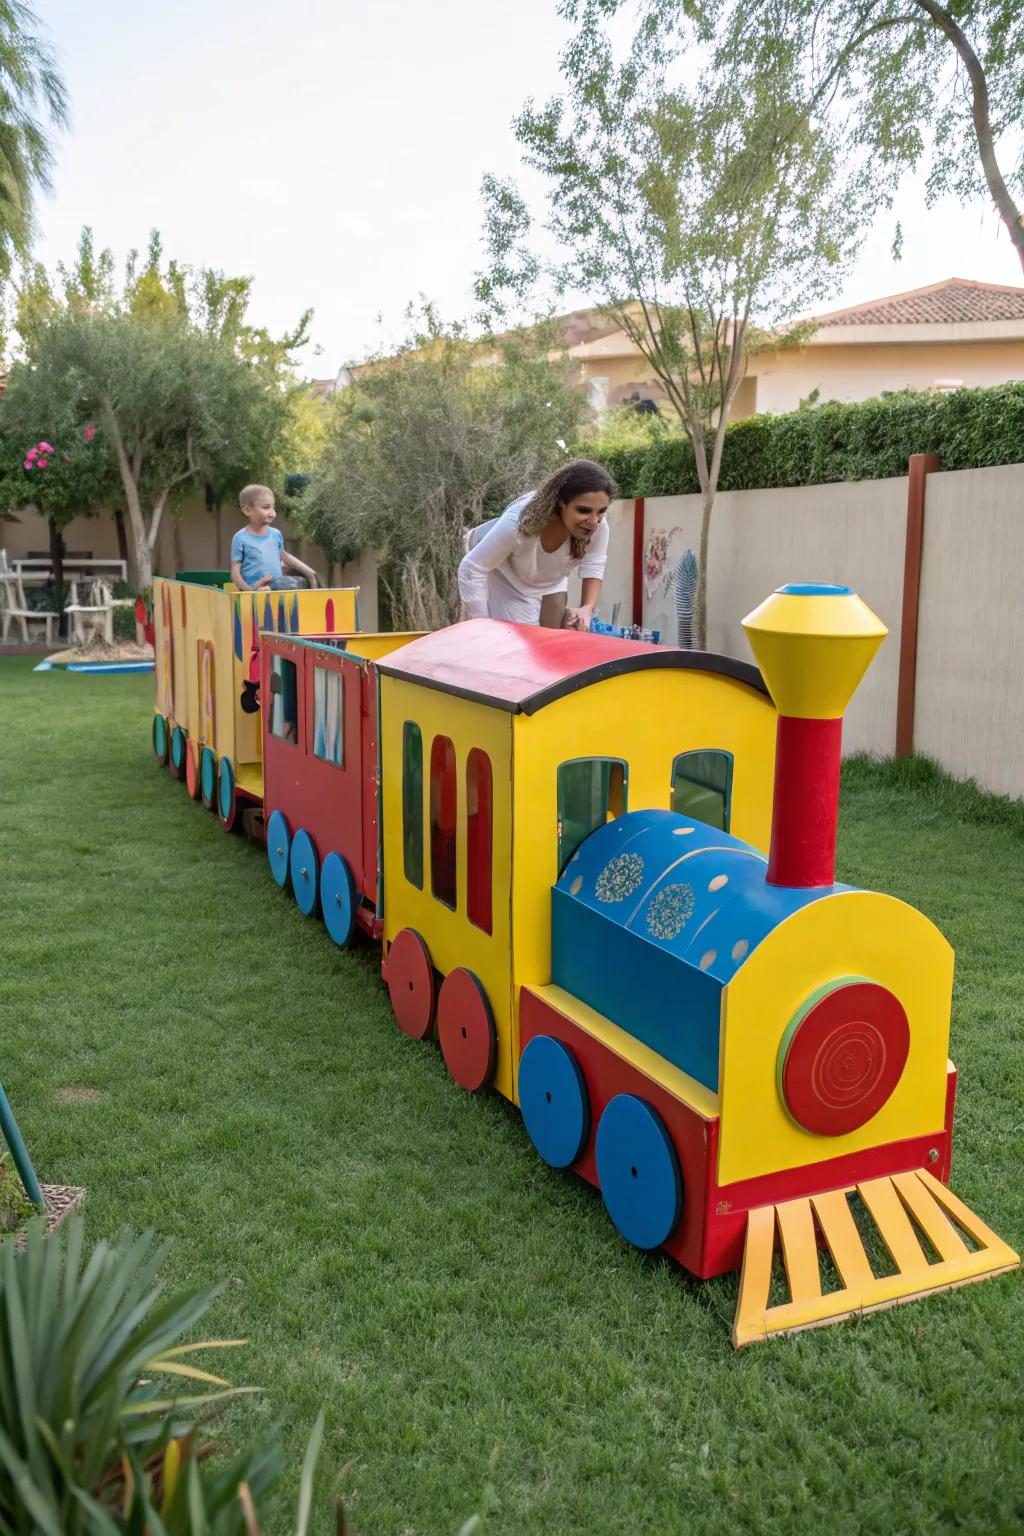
<box><xmin>913</xmin><ymin>465</ymin><xmax>1024</xmax><ymax>801</ymax></box>
<box><xmin>635</xmin><ymin>479</ymin><xmax>908</xmax><ymax>756</ymax></box>
<box><xmin>3</xmin><ymin>499</ymin><xmax>378</xmax><ymax>630</ymax></box>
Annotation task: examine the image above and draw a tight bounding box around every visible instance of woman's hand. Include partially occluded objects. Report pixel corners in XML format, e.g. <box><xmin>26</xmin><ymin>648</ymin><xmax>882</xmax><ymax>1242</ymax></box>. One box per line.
<box><xmin>562</xmin><ymin>605</ymin><xmax>594</xmax><ymax>632</ymax></box>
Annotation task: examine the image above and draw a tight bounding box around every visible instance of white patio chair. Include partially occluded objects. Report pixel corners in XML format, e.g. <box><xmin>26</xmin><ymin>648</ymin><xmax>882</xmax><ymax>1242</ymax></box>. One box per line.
<box><xmin>0</xmin><ymin>572</ymin><xmax>58</xmax><ymax>645</ymax></box>
<box><xmin>65</xmin><ymin>577</ymin><xmax>114</xmax><ymax>646</ymax></box>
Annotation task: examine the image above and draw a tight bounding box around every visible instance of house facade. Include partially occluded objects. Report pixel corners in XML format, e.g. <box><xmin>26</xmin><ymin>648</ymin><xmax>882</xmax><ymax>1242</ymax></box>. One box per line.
<box><xmin>558</xmin><ymin>278</ymin><xmax>1024</xmax><ymax>419</ymax></box>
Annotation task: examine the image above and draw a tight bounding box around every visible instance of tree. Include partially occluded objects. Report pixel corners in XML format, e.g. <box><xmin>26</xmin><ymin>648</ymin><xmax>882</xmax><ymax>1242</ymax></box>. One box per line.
<box><xmin>0</xmin><ymin>397</ymin><xmax>115</xmax><ymax>592</ymax></box>
<box><xmin>477</xmin><ymin>0</ymin><xmax>879</xmax><ymax>647</ymax></box>
<box><xmin>725</xmin><ymin>1</ymin><xmax>1024</xmax><ymax>275</ymax></box>
<box><xmin>297</xmin><ymin>309</ymin><xmax>587</xmax><ymax>629</ymax></box>
<box><xmin>8</xmin><ymin>230</ymin><xmax>311</xmax><ymax>590</ymax></box>
<box><xmin>0</xmin><ymin>1</ymin><xmax>67</xmax><ymax>285</ymax></box>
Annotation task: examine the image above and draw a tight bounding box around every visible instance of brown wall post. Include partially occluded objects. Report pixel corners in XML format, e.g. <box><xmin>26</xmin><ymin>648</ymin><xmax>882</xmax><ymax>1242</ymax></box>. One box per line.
<box><xmin>631</xmin><ymin>497</ymin><xmax>645</xmax><ymax>627</ymax></box>
<box><xmin>895</xmin><ymin>452</ymin><xmax>941</xmax><ymax>757</ymax></box>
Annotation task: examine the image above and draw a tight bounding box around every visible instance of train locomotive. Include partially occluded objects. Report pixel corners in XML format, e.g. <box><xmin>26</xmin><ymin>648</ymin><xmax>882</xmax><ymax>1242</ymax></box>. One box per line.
<box><xmin>151</xmin><ymin>574</ymin><xmax>1018</xmax><ymax>1345</ymax></box>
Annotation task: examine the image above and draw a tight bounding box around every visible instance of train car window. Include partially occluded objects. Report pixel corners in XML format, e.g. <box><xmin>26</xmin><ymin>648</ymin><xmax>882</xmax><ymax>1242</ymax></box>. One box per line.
<box><xmin>402</xmin><ymin>722</ymin><xmax>423</xmax><ymax>889</ymax></box>
<box><xmin>430</xmin><ymin>735</ymin><xmax>458</xmax><ymax>910</ymax></box>
<box><xmin>557</xmin><ymin>758</ymin><xmax>627</xmax><ymax>874</ymax></box>
<box><xmin>670</xmin><ymin>749</ymin><xmax>733</xmax><ymax>831</ymax></box>
<box><xmin>466</xmin><ymin>748</ymin><xmax>493</xmax><ymax>935</ymax></box>
<box><xmin>312</xmin><ymin>666</ymin><xmax>344</xmax><ymax>767</ymax></box>
<box><xmin>268</xmin><ymin>655</ymin><xmax>299</xmax><ymax>744</ymax></box>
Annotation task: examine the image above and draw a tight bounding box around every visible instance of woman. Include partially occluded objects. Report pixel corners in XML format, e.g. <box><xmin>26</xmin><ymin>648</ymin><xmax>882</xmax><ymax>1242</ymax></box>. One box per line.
<box><xmin>458</xmin><ymin>459</ymin><xmax>615</xmax><ymax>629</ymax></box>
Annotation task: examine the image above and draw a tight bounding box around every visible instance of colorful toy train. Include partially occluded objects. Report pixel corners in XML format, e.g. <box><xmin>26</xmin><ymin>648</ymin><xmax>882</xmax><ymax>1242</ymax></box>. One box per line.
<box><xmin>151</xmin><ymin>574</ymin><xmax>1018</xmax><ymax>1345</ymax></box>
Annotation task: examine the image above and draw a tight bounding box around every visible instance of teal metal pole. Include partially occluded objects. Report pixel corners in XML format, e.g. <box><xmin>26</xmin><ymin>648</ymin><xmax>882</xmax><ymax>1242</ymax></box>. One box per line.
<box><xmin>0</xmin><ymin>1084</ymin><xmax>44</xmax><ymax>1209</ymax></box>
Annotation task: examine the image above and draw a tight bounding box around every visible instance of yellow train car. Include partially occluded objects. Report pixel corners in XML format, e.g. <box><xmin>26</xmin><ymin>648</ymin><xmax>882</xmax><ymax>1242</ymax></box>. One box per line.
<box><xmin>151</xmin><ymin>576</ymin><xmax>358</xmax><ymax>823</ymax></box>
<box><xmin>376</xmin><ymin>619</ymin><xmax>777</xmax><ymax>1104</ymax></box>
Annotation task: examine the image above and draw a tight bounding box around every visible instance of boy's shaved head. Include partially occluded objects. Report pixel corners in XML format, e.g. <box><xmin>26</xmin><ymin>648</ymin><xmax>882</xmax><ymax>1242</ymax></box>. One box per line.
<box><xmin>239</xmin><ymin>484</ymin><xmax>274</xmax><ymax>510</ymax></box>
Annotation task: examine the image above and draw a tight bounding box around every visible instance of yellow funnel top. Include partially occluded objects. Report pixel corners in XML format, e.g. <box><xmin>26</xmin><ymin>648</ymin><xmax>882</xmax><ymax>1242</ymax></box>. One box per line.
<box><xmin>741</xmin><ymin>583</ymin><xmax>887</xmax><ymax>720</ymax></box>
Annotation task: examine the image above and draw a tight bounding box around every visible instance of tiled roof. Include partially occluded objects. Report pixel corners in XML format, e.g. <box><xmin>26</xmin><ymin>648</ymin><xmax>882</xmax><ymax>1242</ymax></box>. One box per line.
<box><xmin>815</xmin><ymin>278</ymin><xmax>1024</xmax><ymax>326</ymax></box>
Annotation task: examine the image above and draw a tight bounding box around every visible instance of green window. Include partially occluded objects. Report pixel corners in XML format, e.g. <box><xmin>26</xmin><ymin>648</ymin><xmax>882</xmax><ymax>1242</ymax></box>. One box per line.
<box><xmin>670</xmin><ymin>750</ymin><xmax>733</xmax><ymax>831</ymax></box>
<box><xmin>403</xmin><ymin>722</ymin><xmax>423</xmax><ymax>888</ymax></box>
<box><xmin>557</xmin><ymin>759</ymin><xmax>627</xmax><ymax>875</ymax></box>
<box><xmin>269</xmin><ymin>655</ymin><xmax>298</xmax><ymax>744</ymax></box>
<box><xmin>312</xmin><ymin>666</ymin><xmax>344</xmax><ymax>767</ymax></box>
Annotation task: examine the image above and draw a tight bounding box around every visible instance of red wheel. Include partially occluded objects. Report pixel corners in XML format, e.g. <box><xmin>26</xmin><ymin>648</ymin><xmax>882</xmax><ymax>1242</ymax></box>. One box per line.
<box><xmin>778</xmin><ymin>978</ymin><xmax>910</xmax><ymax>1136</ymax></box>
<box><xmin>185</xmin><ymin>741</ymin><xmax>201</xmax><ymax>800</ymax></box>
<box><xmin>437</xmin><ymin>968</ymin><xmax>497</xmax><ymax>1093</ymax></box>
<box><xmin>385</xmin><ymin>929</ymin><xmax>435</xmax><ymax>1040</ymax></box>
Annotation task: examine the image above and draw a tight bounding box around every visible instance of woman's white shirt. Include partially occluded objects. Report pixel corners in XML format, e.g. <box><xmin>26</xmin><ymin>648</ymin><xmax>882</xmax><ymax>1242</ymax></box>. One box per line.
<box><xmin>458</xmin><ymin>494</ymin><xmax>610</xmax><ymax>621</ymax></box>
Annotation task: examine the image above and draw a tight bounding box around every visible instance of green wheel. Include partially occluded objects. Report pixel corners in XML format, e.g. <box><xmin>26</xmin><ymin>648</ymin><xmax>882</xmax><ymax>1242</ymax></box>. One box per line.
<box><xmin>152</xmin><ymin>714</ymin><xmax>169</xmax><ymax>765</ymax></box>
<box><xmin>217</xmin><ymin>756</ymin><xmax>240</xmax><ymax>832</ymax></box>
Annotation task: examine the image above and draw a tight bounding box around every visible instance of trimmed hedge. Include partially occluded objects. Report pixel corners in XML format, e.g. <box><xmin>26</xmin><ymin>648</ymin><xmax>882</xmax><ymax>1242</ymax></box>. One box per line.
<box><xmin>587</xmin><ymin>381</ymin><xmax>1024</xmax><ymax>499</ymax></box>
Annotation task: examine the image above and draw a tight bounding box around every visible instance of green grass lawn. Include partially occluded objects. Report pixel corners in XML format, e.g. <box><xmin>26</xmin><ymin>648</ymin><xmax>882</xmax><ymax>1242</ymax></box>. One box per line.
<box><xmin>1</xmin><ymin>655</ymin><xmax>1022</xmax><ymax>1535</ymax></box>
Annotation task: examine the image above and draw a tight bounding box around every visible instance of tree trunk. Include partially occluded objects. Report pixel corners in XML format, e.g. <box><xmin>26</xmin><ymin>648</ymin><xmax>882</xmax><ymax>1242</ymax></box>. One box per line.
<box><xmin>915</xmin><ymin>0</ymin><xmax>1024</xmax><ymax>274</ymax></box>
<box><xmin>105</xmin><ymin>407</ymin><xmax>153</xmax><ymax>592</ymax></box>
<box><xmin>113</xmin><ymin>507</ymin><xmax>135</xmax><ymax>588</ymax></box>
<box><xmin>48</xmin><ymin>519</ymin><xmax>68</xmax><ymax>638</ymax></box>
<box><xmin>695</xmin><ymin>486</ymin><xmax>713</xmax><ymax>652</ymax></box>
<box><xmin>47</xmin><ymin>518</ymin><xmax>66</xmax><ymax>593</ymax></box>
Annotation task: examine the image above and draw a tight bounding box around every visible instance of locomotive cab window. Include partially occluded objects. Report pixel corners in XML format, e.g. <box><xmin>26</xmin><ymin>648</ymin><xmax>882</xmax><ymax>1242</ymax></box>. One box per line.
<box><xmin>430</xmin><ymin>735</ymin><xmax>458</xmax><ymax>910</ymax></box>
<box><xmin>671</xmin><ymin>749</ymin><xmax>733</xmax><ymax>831</ymax></box>
<box><xmin>557</xmin><ymin>758</ymin><xmax>627</xmax><ymax>875</ymax></box>
<box><xmin>268</xmin><ymin>655</ymin><xmax>299</xmax><ymax>744</ymax></box>
<box><xmin>402</xmin><ymin>722</ymin><xmax>423</xmax><ymax>889</ymax></box>
<box><xmin>466</xmin><ymin>748</ymin><xmax>493</xmax><ymax>935</ymax></box>
<box><xmin>312</xmin><ymin>665</ymin><xmax>344</xmax><ymax>767</ymax></box>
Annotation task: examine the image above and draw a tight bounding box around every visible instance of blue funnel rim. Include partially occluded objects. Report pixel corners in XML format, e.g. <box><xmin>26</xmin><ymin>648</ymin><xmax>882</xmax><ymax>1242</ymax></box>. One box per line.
<box><xmin>775</xmin><ymin>582</ymin><xmax>853</xmax><ymax>597</ymax></box>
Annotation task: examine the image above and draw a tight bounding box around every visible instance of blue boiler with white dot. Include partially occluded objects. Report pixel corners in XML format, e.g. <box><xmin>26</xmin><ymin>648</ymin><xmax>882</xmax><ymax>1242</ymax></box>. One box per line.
<box><xmin>550</xmin><ymin>809</ymin><xmax>844</xmax><ymax>1091</ymax></box>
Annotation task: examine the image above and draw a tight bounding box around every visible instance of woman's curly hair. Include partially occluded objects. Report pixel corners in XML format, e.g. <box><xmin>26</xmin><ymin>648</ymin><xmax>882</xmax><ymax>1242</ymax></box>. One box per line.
<box><xmin>517</xmin><ymin>459</ymin><xmax>617</xmax><ymax>562</ymax></box>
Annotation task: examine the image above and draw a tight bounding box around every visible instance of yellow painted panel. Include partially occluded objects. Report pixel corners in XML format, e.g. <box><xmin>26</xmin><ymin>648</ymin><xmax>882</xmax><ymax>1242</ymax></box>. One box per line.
<box><xmin>343</xmin><ymin>632</ymin><xmax>424</xmax><ymax>662</ymax></box>
<box><xmin>859</xmin><ymin>1177</ymin><xmax>929</xmax><ymax>1272</ymax></box>
<box><xmin>913</xmin><ymin>1168</ymin><xmax>1017</xmax><ymax>1253</ymax></box>
<box><xmin>732</xmin><ymin>1171</ymin><xmax>1018</xmax><ymax>1348</ymax></box>
<box><xmin>734</xmin><ymin>1204</ymin><xmax>776</xmax><ymax>1345</ymax></box>
<box><xmin>379</xmin><ymin>676</ymin><xmax>515</xmax><ymax>1101</ymax></box>
<box><xmin>891</xmin><ymin>1169</ymin><xmax>969</xmax><ymax>1261</ymax></box>
<box><xmin>810</xmin><ymin>1189</ymin><xmax>874</xmax><ymax>1291</ymax></box>
<box><xmin>742</xmin><ymin>588</ymin><xmax>887</xmax><ymax>720</ymax></box>
<box><xmin>718</xmin><ymin>889</ymin><xmax>954</xmax><ymax>1186</ymax></box>
<box><xmin>530</xmin><ymin>984</ymin><xmax>718</xmax><ymax>1119</ymax></box>
<box><xmin>153</xmin><ymin>582</ymin><xmax>361</xmax><ymax>784</ymax></box>
<box><xmin>510</xmin><ymin>666</ymin><xmax>777</xmax><ymax>1095</ymax></box>
<box><xmin>777</xmin><ymin>1197</ymin><xmax>822</xmax><ymax>1302</ymax></box>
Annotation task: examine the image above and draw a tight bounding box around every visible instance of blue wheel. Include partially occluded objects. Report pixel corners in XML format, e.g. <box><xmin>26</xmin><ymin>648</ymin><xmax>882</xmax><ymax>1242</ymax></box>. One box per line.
<box><xmin>217</xmin><ymin>756</ymin><xmax>238</xmax><ymax>830</ymax></box>
<box><xmin>169</xmin><ymin>725</ymin><xmax>186</xmax><ymax>779</ymax></box>
<box><xmin>321</xmin><ymin>851</ymin><xmax>356</xmax><ymax>947</ymax></box>
<box><xmin>200</xmin><ymin>747</ymin><xmax>217</xmax><ymax>808</ymax></box>
<box><xmin>519</xmin><ymin>1036</ymin><xmax>590</xmax><ymax>1169</ymax></box>
<box><xmin>595</xmin><ymin>1094</ymin><xmax>683</xmax><ymax>1251</ymax></box>
<box><xmin>266</xmin><ymin>810</ymin><xmax>291</xmax><ymax>888</ymax></box>
<box><xmin>152</xmin><ymin>714</ymin><xmax>169</xmax><ymax>764</ymax></box>
<box><xmin>290</xmin><ymin>828</ymin><xmax>319</xmax><ymax>917</ymax></box>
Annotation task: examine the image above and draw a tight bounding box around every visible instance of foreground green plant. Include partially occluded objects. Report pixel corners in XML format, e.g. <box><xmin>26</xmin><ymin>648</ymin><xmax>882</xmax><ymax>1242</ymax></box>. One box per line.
<box><xmin>0</xmin><ymin>1161</ymin><xmax>35</xmax><ymax>1235</ymax></box>
<box><xmin>0</xmin><ymin>1217</ymin><xmax>330</xmax><ymax>1534</ymax></box>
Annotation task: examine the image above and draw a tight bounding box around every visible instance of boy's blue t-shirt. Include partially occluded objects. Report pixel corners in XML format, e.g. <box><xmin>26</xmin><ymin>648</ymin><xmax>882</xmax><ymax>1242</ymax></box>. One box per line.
<box><xmin>231</xmin><ymin>526</ymin><xmax>284</xmax><ymax>586</ymax></box>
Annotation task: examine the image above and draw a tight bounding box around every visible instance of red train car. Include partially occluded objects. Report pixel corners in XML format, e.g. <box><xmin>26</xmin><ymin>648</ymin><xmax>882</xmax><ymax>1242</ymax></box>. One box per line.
<box><xmin>259</xmin><ymin>631</ymin><xmax>420</xmax><ymax>943</ymax></box>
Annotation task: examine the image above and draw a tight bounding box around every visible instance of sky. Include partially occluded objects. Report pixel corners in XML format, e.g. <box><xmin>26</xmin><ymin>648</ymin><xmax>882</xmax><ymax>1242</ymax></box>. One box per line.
<box><xmin>32</xmin><ymin>0</ymin><xmax>1024</xmax><ymax>377</ymax></box>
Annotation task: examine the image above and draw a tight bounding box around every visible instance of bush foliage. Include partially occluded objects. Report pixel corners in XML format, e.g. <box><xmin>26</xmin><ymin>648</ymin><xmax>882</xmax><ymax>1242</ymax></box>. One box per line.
<box><xmin>581</xmin><ymin>382</ymin><xmax>1024</xmax><ymax>498</ymax></box>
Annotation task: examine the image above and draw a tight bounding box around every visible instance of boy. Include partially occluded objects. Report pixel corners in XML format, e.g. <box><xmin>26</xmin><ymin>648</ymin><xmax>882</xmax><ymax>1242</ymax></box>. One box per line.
<box><xmin>230</xmin><ymin>485</ymin><xmax>319</xmax><ymax>591</ymax></box>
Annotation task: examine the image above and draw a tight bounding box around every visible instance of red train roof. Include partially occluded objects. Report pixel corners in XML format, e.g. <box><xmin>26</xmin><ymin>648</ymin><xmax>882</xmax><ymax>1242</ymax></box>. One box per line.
<box><xmin>376</xmin><ymin>620</ymin><xmax>767</xmax><ymax>716</ymax></box>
